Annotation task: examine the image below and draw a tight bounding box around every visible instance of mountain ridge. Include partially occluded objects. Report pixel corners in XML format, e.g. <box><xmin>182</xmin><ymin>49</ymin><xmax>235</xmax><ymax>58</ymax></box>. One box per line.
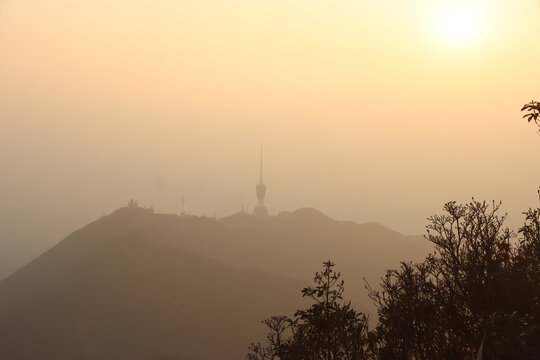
<box><xmin>0</xmin><ymin>227</ymin><xmax>305</xmax><ymax>360</ymax></box>
<box><xmin>0</xmin><ymin>206</ymin><xmax>433</xmax><ymax>359</ymax></box>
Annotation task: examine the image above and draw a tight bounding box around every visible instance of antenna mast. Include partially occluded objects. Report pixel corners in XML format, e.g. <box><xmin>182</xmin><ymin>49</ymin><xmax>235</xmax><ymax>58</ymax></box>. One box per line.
<box><xmin>259</xmin><ymin>143</ymin><xmax>263</xmax><ymax>184</ymax></box>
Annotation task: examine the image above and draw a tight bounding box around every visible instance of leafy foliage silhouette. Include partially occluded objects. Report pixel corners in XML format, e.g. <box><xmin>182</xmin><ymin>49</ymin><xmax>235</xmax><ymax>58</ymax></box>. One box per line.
<box><xmin>521</xmin><ymin>101</ymin><xmax>540</xmax><ymax>131</ymax></box>
<box><xmin>368</xmin><ymin>200</ymin><xmax>540</xmax><ymax>360</ymax></box>
<box><xmin>249</xmin><ymin>201</ymin><xmax>540</xmax><ymax>360</ymax></box>
<box><xmin>247</xmin><ymin>261</ymin><xmax>372</xmax><ymax>360</ymax></box>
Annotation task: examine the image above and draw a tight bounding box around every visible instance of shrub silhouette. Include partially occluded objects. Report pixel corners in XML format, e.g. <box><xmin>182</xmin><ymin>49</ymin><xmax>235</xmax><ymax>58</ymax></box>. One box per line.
<box><xmin>368</xmin><ymin>200</ymin><xmax>540</xmax><ymax>359</ymax></box>
<box><xmin>247</xmin><ymin>260</ymin><xmax>372</xmax><ymax>360</ymax></box>
<box><xmin>249</xmin><ymin>201</ymin><xmax>540</xmax><ymax>359</ymax></box>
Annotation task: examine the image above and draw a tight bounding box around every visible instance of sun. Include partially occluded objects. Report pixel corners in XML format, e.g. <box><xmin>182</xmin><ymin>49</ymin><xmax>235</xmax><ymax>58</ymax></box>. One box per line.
<box><xmin>438</xmin><ymin>3</ymin><xmax>485</xmax><ymax>46</ymax></box>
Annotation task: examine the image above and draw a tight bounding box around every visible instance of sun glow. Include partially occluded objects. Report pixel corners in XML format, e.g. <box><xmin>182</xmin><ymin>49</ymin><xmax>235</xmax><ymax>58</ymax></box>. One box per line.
<box><xmin>438</xmin><ymin>3</ymin><xmax>486</xmax><ymax>46</ymax></box>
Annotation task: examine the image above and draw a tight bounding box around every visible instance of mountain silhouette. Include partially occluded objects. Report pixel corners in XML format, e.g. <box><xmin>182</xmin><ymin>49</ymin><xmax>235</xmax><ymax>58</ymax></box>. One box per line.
<box><xmin>61</xmin><ymin>207</ymin><xmax>431</xmax><ymax>309</ymax></box>
<box><xmin>0</xmin><ymin>212</ymin><xmax>304</xmax><ymax>360</ymax></box>
<box><xmin>0</xmin><ymin>206</ymin><xmax>432</xmax><ymax>359</ymax></box>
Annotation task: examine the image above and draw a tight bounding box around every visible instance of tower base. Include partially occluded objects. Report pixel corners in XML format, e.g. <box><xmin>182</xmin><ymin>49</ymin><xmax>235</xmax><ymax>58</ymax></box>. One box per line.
<box><xmin>253</xmin><ymin>206</ymin><xmax>268</xmax><ymax>216</ymax></box>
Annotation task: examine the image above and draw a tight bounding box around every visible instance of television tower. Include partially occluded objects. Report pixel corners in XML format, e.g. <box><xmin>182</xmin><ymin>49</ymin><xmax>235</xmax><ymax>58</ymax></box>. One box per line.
<box><xmin>253</xmin><ymin>144</ymin><xmax>268</xmax><ymax>216</ymax></box>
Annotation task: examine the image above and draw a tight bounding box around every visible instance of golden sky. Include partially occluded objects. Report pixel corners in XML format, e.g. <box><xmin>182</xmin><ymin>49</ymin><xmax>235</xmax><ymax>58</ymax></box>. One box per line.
<box><xmin>1</xmin><ymin>0</ymin><xmax>539</xmax><ymax>250</ymax></box>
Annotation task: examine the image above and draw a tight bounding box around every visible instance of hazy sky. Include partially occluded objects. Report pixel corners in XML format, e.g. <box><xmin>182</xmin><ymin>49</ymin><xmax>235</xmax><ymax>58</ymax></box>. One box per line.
<box><xmin>1</xmin><ymin>0</ymin><xmax>540</xmax><ymax>255</ymax></box>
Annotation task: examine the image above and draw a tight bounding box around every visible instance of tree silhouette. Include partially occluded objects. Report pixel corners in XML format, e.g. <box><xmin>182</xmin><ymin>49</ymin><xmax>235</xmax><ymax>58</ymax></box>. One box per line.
<box><xmin>248</xmin><ymin>201</ymin><xmax>540</xmax><ymax>359</ymax></box>
<box><xmin>247</xmin><ymin>261</ymin><xmax>372</xmax><ymax>360</ymax></box>
<box><xmin>369</xmin><ymin>200</ymin><xmax>540</xmax><ymax>360</ymax></box>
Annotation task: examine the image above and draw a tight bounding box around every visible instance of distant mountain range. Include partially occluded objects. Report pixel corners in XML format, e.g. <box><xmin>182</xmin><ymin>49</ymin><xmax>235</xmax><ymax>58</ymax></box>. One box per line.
<box><xmin>0</xmin><ymin>207</ymin><xmax>432</xmax><ymax>359</ymax></box>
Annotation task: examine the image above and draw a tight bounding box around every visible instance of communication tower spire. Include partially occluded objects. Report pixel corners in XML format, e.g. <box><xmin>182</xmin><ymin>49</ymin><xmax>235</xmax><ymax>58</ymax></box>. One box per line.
<box><xmin>253</xmin><ymin>144</ymin><xmax>268</xmax><ymax>216</ymax></box>
<box><xmin>259</xmin><ymin>143</ymin><xmax>263</xmax><ymax>184</ymax></box>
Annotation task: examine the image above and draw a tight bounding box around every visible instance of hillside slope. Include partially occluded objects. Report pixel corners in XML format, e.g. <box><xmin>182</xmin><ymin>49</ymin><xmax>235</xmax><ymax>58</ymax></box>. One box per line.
<box><xmin>0</xmin><ymin>207</ymin><xmax>433</xmax><ymax>359</ymax></box>
<box><xmin>75</xmin><ymin>207</ymin><xmax>432</xmax><ymax>307</ymax></box>
<box><xmin>0</xmin><ymin>228</ymin><xmax>304</xmax><ymax>360</ymax></box>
